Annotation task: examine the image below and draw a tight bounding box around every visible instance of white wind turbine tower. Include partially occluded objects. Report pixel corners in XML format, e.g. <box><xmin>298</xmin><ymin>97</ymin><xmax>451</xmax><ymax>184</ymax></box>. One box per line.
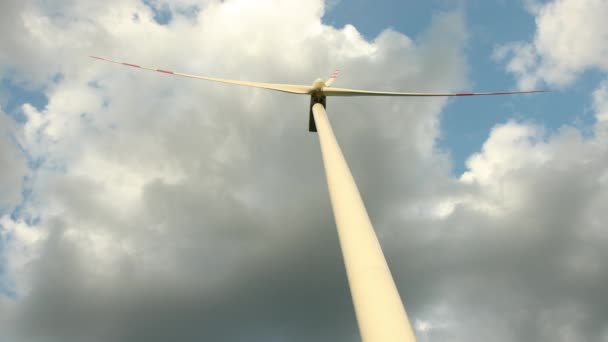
<box><xmin>91</xmin><ymin>56</ymin><xmax>544</xmax><ymax>342</ymax></box>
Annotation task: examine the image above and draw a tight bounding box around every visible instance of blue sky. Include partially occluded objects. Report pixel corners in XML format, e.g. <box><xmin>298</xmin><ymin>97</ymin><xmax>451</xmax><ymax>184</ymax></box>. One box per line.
<box><xmin>1</xmin><ymin>1</ymin><xmax>608</xmax><ymax>341</ymax></box>
<box><xmin>324</xmin><ymin>0</ymin><xmax>600</xmax><ymax>174</ymax></box>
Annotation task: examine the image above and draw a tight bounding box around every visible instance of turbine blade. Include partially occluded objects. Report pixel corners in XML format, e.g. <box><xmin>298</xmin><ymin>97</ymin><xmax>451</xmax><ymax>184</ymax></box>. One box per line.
<box><xmin>89</xmin><ymin>56</ymin><xmax>312</xmax><ymax>94</ymax></box>
<box><xmin>323</xmin><ymin>87</ymin><xmax>547</xmax><ymax>97</ymax></box>
<box><xmin>325</xmin><ymin>69</ymin><xmax>339</xmax><ymax>87</ymax></box>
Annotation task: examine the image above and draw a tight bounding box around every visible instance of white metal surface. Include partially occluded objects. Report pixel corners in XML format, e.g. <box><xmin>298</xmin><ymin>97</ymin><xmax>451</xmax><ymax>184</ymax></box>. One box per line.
<box><xmin>322</xmin><ymin>87</ymin><xmax>546</xmax><ymax>97</ymax></box>
<box><xmin>90</xmin><ymin>56</ymin><xmax>545</xmax><ymax>98</ymax></box>
<box><xmin>89</xmin><ymin>56</ymin><xmax>312</xmax><ymax>94</ymax></box>
<box><xmin>313</xmin><ymin>103</ymin><xmax>416</xmax><ymax>342</ymax></box>
<box><xmin>325</xmin><ymin>69</ymin><xmax>339</xmax><ymax>86</ymax></box>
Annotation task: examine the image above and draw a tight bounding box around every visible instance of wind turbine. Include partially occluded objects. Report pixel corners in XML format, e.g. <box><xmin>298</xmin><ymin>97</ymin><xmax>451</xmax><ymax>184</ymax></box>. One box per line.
<box><xmin>91</xmin><ymin>56</ymin><xmax>544</xmax><ymax>342</ymax></box>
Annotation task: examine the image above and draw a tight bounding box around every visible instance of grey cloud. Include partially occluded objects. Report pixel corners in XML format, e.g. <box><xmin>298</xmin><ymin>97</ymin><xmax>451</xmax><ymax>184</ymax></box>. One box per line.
<box><xmin>1</xmin><ymin>1</ymin><xmax>607</xmax><ymax>342</ymax></box>
<box><xmin>382</xmin><ymin>122</ymin><xmax>608</xmax><ymax>341</ymax></box>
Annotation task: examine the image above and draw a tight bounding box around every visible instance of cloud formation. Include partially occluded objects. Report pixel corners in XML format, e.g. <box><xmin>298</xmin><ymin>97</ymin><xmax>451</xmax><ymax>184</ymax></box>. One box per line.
<box><xmin>495</xmin><ymin>0</ymin><xmax>608</xmax><ymax>89</ymax></box>
<box><xmin>0</xmin><ymin>109</ymin><xmax>26</xmax><ymax>212</ymax></box>
<box><xmin>0</xmin><ymin>1</ymin><xmax>607</xmax><ymax>341</ymax></box>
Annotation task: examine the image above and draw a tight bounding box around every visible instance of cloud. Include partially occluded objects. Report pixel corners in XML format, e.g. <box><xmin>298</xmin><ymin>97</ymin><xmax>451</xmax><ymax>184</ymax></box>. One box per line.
<box><xmin>494</xmin><ymin>0</ymin><xmax>608</xmax><ymax>89</ymax></box>
<box><xmin>593</xmin><ymin>79</ymin><xmax>608</xmax><ymax>124</ymax></box>
<box><xmin>0</xmin><ymin>1</ymin><xmax>468</xmax><ymax>341</ymax></box>
<box><xmin>0</xmin><ymin>109</ymin><xmax>26</xmax><ymax>212</ymax></box>
<box><xmin>408</xmin><ymin>82</ymin><xmax>608</xmax><ymax>341</ymax></box>
<box><xmin>1</xmin><ymin>1</ymin><xmax>607</xmax><ymax>342</ymax></box>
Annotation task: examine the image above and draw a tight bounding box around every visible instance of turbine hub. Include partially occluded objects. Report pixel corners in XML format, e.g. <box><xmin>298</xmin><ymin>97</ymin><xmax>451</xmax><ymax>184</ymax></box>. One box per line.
<box><xmin>312</xmin><ymin>78</ymin><xmax>325</xmax><ymax>90</ymax></box>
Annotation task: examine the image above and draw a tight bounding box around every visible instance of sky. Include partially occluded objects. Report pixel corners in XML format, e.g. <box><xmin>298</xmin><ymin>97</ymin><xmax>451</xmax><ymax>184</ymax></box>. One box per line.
<box><xmin>1</xmin><ymin>0</ymin><xmax>607</xmax><ymax>341</ymax></box>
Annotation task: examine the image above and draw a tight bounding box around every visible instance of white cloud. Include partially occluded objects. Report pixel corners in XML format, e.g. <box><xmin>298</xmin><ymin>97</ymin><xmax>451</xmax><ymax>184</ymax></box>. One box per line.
<box><xmin>495</xmin><ymin>0</ymin><xmax>608</xmax><ymax>89</ymax></box>
<box><xmin>0</xmin><ymin>108</ymin><xmax>26</xmax><ymax>212</ymax></box>
<box><xmin>593</xmin><ymin>79</ymin><xmax>608</xmax><ymax>123</ymax></box>
<box><xmin>0</xmin><ymin>215</ymin><xmax>46</xmax><ymax>297</ymax></box>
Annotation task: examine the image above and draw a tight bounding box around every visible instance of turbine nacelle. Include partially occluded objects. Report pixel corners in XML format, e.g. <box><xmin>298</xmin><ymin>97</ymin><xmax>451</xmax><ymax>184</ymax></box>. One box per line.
<box><xmin>308</xmin><ymin>78</ymin><xmax>330</xmax><ymax>133</ymax></box>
